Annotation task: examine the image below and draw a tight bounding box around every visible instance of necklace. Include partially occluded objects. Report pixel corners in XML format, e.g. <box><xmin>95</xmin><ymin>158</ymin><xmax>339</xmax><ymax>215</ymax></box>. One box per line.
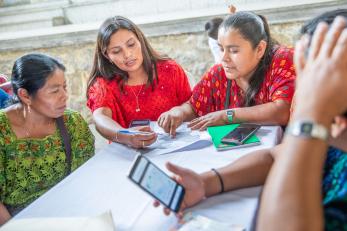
<box><xmin>129</xmin><ymin>85</ymin><xmax>144</xmax><ymax>112</ymax></box>
<box><xmin>23</xmin><ymin>119</ymin><xmax>55</xmax><ymax>138</ymax></box>
<box><xmin>15</xmin><ymin>105</ymin><xmax>55</xmax><ymax>138</ymax></box>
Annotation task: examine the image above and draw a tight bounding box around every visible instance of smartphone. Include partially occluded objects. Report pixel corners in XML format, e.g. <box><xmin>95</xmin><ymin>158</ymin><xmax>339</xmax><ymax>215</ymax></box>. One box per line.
<box><xmin>129</xmin><ymin>119</ymin><xmax>151</xmax><ymax>128</ymax></box>
<box><xmin>128</xmin><ymin>155</ymin><xmax>185</xmax><ymax>212</ymax></box>
<box><xmin>221</xmin><ymin>123</ymin><xmax>261</xmax><ymax>145</ymax></box>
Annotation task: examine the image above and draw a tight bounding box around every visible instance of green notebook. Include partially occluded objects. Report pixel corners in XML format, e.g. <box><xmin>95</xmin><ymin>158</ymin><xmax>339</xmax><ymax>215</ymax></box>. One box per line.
<box><xmin>207</xmin><ymin>124</ymin><xmax>261</xmax><ymax>151</ymax></box>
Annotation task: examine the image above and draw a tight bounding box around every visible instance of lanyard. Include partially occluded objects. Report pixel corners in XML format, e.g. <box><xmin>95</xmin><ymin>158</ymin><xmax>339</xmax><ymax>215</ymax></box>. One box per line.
<box><xmin>224</xmin><ymin>79</ymin><xmax>231</xmax><ymax>109</ymax></box>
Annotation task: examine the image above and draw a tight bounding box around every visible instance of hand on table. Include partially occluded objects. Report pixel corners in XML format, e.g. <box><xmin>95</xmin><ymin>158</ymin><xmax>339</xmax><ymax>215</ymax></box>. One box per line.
<box><xmin>127</xmin><ymin>126</ymin><xmax>157</xmax><ymax>149</ymax></box>
<box><xmin>188</xmin><ymin>110</ymin><xmax>226</xmax><ymax>131</ymax></box>
<box><xmin>158</xmin><ymin>108</ymin><xmax>184</xmax><ymax>137</ymax></box>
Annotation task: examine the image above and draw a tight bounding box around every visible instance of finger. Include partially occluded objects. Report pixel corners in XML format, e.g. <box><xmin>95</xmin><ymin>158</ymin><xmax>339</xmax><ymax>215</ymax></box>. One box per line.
<box><xmin>320</xmin><ymin>16</ymin><xmax>347</xmax><ymax>58</ymax></box>
<box><xmin>146</xmin><ymin>134</ymin><xmax>158</xmax><ymax>145</ymax></box>
<box><xmin>188</xmin><ymin>117</ymin><xmax>201</xmax><ymax>127</ymax></box>
<box><xmin>140</xmin><ymin>136</ymin><xmax>157</xmax><ymax>148</ymax></box>
<box><xmin>188</xmin><ymin>116</ymin><xmax>205</xmax><ymax>128</ymax></box>
<box><xmin>153</xmin><ymin>200</ymin><xmax>160</xmax><ymax>207</ymax></box>
<box><xmin>332</xmin><ymin>28</ymin><xmax>347</xmax><ymax>64</ymax></box>
<box><xmin>294</xmin><ymin>36</ymin><xmax>308</xmax><ymax>76</ymax></box>
<box><xmin>162</xmin><ymin>116</ymin><xmax>171</xmax><ymax>133</ymax></box>
<box><xmin>157</xmin><ymin>115</ymin><xmax>163</xmax><ymax>127</ymax></box>
<box><xmin>166</xmin><ymin>162</ymin><xmax>188</xmax><ymax>176</ymax></box>
<box><xmin>176</xmin><ymin>211</ymin><xmax>184</xmax><ymax>220</ymax></box>
<box><xmin>136</xmin><ymin>132</ymin><xmax>157</xmax><ymax>141</ymax></box>
<box><xmin>308</xmin><ymin>22</ymin><xmax>329</xmax><ymax>61</ymax></box>
<box><xmin>170</xmin><ymin>122</ymin><xmax>178</xmax><ymax>138</ymax></box>
<box><xmin>198</xmin><ymin>121</ymin><xmax>210</xmax><ymax>131</ymax></box>
<box><xmin>136</xmin><ymin>126</ymin><xmax>152</xmax><ymax>132</ymax></box>
<box><xmin>164</xmin><ymin>207</ymin><xmax>171</xmax><ymax>216</ymax></box>
<box><xmin>188</xmin><ymin>117</ymin><xmax>204</xmax><ymax>129</ymax></box>
<box><xmin>189</xmin><ymin>119</ymin><xmax>206</xmax><ymax>130</ymax></box>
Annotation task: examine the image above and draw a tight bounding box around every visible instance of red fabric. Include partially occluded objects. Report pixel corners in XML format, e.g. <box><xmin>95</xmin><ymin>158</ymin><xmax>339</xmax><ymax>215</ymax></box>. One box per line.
<box><xmin>0</xmin><ymin>76</ymin><xmax>6</xmax><ymax>84</ymax></box>
<box><xmin>87</xmin><ymin>60</ymin><xmax>192</xmax><ymax>128</ymax></box>
<box><xmin>190</xmin><ymin>46</ymin><xmax>296</xmax><ymax>116</ymax></box>
<box><xmin>0</xmin><ymin>75</ymin><xmax>11</xmax><ymax>94</ymax></box>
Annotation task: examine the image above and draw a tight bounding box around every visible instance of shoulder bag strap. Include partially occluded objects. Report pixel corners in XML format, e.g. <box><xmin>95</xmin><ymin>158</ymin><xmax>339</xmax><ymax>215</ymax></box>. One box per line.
<box><xmin>224</xmin><ymin>79</ymin><xmax>232</xmax><ymax>109</ymax></box>
<box><xmin>56</xmin><ymin>116</ymin><xmax>72</xmax><ymax>175</ymax></box>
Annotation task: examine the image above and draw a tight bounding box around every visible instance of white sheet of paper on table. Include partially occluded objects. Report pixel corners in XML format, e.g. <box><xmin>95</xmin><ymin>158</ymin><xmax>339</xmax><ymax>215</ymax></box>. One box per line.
<box><xmin>1</xmin><ymin>211</ymin><xmax>115</xmax><ymax>231</ymax></box>
<box><xmin>178</xmin><ymin>212</ymin><xmax>245</xmax><ymax>231</ymax></box>
<box><xmin>139</xmin><ymin>123</ymin><xmax>212</xmax><ymax>156</ymax></box>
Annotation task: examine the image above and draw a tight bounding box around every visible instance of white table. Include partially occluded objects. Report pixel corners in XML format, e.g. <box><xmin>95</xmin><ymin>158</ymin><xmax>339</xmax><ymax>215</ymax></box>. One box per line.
<box><xmin>15</xmin><ymin>126</ymin><xmax>282</xmax><ymax>231</ymax></box>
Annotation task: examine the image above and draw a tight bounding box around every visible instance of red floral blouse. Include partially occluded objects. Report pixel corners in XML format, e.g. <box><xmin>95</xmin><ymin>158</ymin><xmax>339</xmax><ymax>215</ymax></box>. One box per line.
<box><xmin>190</xmin><ymin>46</ymin><xmax>296</xmax><ymax>116</ymax></box>
<box><xmin>87</xmin><ymin>60</ymin><xmax>192</xmax><ymax>128</ymax></box>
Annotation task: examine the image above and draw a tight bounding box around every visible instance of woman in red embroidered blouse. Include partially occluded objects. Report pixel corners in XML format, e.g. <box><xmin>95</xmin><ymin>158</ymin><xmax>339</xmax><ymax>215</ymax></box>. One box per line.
<box><xmin>158</xmin><ymin>11</ymin><xmax>295</xmax><ymax>135</ymax></box>
<box><xmin>87</xmin><ymin>16</ymin><xmax>191</xmax><ymax>148</ymax></box>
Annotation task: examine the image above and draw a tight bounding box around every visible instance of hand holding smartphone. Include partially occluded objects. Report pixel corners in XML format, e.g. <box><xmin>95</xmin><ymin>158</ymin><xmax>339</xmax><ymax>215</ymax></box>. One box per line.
<box><xmin>128</xmin><ymin>155</ymin><xmax>185</xmax><ymax>212</ymax></box>
<box><xmin>221</xmin><ymin>123</ymin><xmax>260</xmax><ymax>145</ymax></box>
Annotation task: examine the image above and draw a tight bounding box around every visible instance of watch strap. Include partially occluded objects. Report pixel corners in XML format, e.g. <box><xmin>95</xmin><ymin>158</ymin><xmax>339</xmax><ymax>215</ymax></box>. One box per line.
<box><xmin>226</xmin><ymin>109</ymin><xmax>234</xmax><ymax>123</ymax></box>
<box><xmin>285</xmin><ymin>120</ymin><xmax>329</xmax><ymax>141</ymax></box>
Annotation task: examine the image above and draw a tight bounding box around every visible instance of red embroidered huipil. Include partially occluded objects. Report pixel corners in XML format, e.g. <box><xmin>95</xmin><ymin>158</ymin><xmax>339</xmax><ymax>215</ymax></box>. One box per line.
<box><xmin>87</xmin><ymin>60</ymin><xmax>192</xmax><ymax>128</ymax></box>
<box><xmin>190</xmin><ymin>46</ymin><xmax>296</xmax><ymax>116</ymax></box>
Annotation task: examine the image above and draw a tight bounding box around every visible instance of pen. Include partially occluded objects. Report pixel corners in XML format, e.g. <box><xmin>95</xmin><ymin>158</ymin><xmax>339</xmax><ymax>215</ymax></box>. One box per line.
<box><xmin>118</xmin><ymin>130</ymin><xmax>153</xmax><ymax>135</ymax></box>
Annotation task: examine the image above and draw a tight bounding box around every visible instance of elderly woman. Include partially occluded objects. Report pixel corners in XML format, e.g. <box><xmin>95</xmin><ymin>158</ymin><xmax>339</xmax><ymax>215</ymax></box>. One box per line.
<box><xmin>0</xmin><ymin>53</ymin><xmax>95</xmax><ymax>224</ymax></box>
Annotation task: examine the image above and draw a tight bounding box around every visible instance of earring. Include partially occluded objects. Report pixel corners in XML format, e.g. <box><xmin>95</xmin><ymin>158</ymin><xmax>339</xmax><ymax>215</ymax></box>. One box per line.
<box><xmin>23</xmin><ymin>104</ymin><xmax>31</xmax><ymax>118</ymax></box>
<box><xmin>23</xmin><ymin>105</ymin><xmax>26</xmax><ymax>119</ymax></box>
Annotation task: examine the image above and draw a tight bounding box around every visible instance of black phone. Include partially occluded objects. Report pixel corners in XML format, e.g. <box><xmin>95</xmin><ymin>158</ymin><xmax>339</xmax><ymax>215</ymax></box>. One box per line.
<box><xmin>221</xmin><ymin>123</ymin><xmax>261</xmax><ymax>145</ymax></box>
<box><xmin>128</xmin><ymin>155</ymin><xmax>185</xmax><ymax>212</ymax></box>
<box><xmin>129</xmin><ymin>119</ymin><xmax>151</xmax><ymax>128</ymax></box>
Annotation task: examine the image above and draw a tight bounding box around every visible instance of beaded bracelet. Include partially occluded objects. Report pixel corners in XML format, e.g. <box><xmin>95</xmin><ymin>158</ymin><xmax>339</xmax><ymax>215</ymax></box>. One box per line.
<box><xmin>211</xmin><ymin>168</ymin><xmax>224</xmax><ymax>193</ymax></box>
<box><xmin>114</xmin><ymin>131</ymin><xmax>119</xmax><ymax>142</ymax></box>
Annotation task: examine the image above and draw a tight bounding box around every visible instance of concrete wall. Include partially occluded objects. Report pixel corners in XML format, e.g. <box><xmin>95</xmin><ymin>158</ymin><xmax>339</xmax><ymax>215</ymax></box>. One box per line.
<box><xmin>0</xmin><ymin>23</ymin><xmax>301</xmax><ymax>120</ymax></box>
<box><xmin>0</xmin><ymin>0</ymin><xmax>346</xmax><ymax>121</ymax></box>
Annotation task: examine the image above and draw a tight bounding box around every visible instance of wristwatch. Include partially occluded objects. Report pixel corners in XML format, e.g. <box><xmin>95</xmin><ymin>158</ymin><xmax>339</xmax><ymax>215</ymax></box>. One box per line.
<box><xmin>226</xmin><ymin>109</ymin><xmax>234</xmax><ymax>123</ymax></box>
<box><xmin>285</xmin><ymin>120</ymin><xmax>329</xmax><ymax>141</ymax></box>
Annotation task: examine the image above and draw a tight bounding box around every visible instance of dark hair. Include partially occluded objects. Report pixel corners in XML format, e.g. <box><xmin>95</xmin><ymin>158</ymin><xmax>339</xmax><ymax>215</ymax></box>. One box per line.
<box><xmin>300</xmin><ymin>9</ymin><xmax>347</xmax><ymax>37</ymax></box>
<box><xmin>205</xmin><ymin>17</ymin><xmax>224</xmax><ymax>40</ymax></box>
<box><xmin>220</xmin><ymin>11</ymin><xmax>277</xmax><ymax>107</ymax></box>
<box><xmin>300</xmin><ymin>9</ymin><xmax>347</xmax><ymax>117</ymax></box>
<box><xmin>11</xmin><ymin>53</ymin><xmax>65</xmax><ymax>102</ymax></box>
<box><xmin>87</xmin><ymin>16</ymin><xmax>170</xmax><ymax>96</ymax></box>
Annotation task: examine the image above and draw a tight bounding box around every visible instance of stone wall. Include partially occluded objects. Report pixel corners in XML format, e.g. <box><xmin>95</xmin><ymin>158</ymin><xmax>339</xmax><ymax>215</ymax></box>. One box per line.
<box><xmin>0</xmin><ymin>21</ymin><xmax>301</xmax><ymax>121</ymax></box>
<box><xmin>1</xmin><ymin>0</ymin><xmax>345</xmax><ymax>121</ymax></box>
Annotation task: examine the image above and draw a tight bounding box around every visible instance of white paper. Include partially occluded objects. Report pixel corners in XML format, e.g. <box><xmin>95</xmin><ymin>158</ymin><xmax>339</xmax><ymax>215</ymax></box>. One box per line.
<box><xmin>178</xmin><ymin>212</ymin><xmax>245</xmax><ymax>231</ymax></box>
<box><xmin>140</xmin><ymin>123</ymin><xmax>212</xmax><ymax>156</ymax></box>
<box><xmin>1</xmin><ymin>211</ymin><xmax>115</xmax><ymax>231</ymax></box>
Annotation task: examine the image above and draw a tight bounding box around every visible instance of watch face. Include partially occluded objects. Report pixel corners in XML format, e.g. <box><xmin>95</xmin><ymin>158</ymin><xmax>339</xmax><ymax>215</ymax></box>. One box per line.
<box><xmin>301</xmin><ymin>123</ymin><xmax>313</xmax><ymax>133</ymax></box>
<box><xmin>226</xmin><ymin>110</ymin><xmax>234</xmax><ymax>123</ymax></box>
<box><xmin>227</xmin><ymin>110</ymin><xmax>234</xmax><ymax>116</ymax></box>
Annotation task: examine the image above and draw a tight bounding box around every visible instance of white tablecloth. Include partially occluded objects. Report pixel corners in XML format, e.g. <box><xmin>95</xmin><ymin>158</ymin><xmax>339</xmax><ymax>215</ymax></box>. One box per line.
<box><xmin>15</xmin><ymin>126</ymin><xmax>282</xmax><ymax>231</ymax></box>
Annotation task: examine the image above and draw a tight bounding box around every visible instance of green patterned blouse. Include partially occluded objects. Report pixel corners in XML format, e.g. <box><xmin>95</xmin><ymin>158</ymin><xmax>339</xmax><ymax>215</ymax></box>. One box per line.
<box><xmin>0</xmin><ymin>109</ymin><xmax>95</xmax><ymax>213</ymax></box>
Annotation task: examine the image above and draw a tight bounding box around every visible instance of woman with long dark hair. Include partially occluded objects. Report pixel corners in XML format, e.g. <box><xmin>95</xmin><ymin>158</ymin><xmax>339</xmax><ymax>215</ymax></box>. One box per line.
<box><xmin>0</xmin><ymin>53</ymin><xmax>94</xmax><ymax>224</ymax></box>
<box><xmin>155</xmin><ymin>10</ymin><xmax>347</xmax><ymax>231</ymax></box>
<box><xmin>86</xmin><ymin>16</ymin><xmax>191</xmax><ymax>148</ymax></box>
<box><xmin>159</xmin><ymin>11</ymin><xmax>296</xmax><ymax>135</ymax></box>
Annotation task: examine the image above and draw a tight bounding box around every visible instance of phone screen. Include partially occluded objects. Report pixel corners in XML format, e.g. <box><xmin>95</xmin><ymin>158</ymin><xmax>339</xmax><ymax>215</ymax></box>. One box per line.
<box><xmin>128</xmin><ymin>155</ymin><xmax>185</xmax><ymax>212</ymax></box>
<box><xmin>129</xmin><ymin>120</ymin><xmax>151</xmax><ymax>128</ymax></box>
<box><xmin>221</xmin><ymin>124</ymin><xmax>260</xmax><ymax>145</ymax></box>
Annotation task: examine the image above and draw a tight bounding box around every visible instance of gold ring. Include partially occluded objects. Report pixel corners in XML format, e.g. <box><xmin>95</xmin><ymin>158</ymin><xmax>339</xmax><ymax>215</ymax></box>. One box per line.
<box><xmin>142</xmin><ymin>141</ymin><xmax>145</xmax><ymax>148</ymax></box>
